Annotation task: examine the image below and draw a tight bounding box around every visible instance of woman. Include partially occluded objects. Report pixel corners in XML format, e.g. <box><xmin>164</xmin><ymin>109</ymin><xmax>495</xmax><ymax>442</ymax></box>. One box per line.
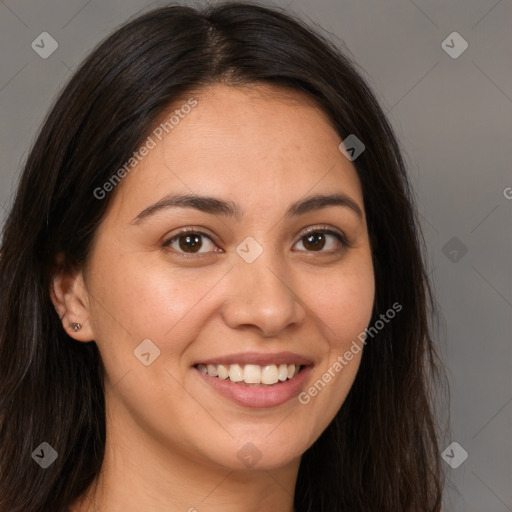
<box><xmin>0</xmin><ymin>2</ymin><xmax>447</xmax><ymax>511</ymax></box>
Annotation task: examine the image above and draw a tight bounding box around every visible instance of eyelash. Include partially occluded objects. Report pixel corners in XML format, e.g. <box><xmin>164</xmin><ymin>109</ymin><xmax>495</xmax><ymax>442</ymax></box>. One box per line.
<box><xmin>162</xmin><ymin>225</ymin><xmax>350</xmax><ymax>258</ymax></box>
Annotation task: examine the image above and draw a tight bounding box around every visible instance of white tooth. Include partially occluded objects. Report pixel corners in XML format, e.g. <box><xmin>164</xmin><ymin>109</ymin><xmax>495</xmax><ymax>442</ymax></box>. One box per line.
<box><xmin>207</xmin><ymin>364</ymin><xmax>218</xmax><ymax>377</ymax></box>
<box><xmin>229</xmin><ymin>364</ymin><xmax>243</xmax><ymax>382</ymax></box>
<box><xmin>217</xmin><ymin>364</ymin><xmax>229</xmax><ymax>379</ymax></box>
<box><xmin>197</xmin><ymin>364</ymin><xmax>207</xmax><ymax>374</ymax></box>
<box><xmin>287</xmin><ymin>364</ymin><xmax>295</xmax><ymax>379</ymax></box>
<box><xmin>278</xmin><ymin>364</ymin><xmax>288</xmax><ymax>381</ymax></box>
<box><xmin>294</xmin><ymin>365</ymin><xmax>301</xmax><ymax>377</ymax></box>
<box><xmin>243</xmin><ymin>364</ymin><xmax>261</xmax><ymax>384</ymax></box>
<box><xmin>261</xmin><ymin>365</ymin><xmax>279</xmax><ymax>385</ymax></box>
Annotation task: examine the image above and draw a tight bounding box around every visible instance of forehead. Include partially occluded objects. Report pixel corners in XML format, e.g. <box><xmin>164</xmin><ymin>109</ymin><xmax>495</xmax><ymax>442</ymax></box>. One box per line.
<box><xmin>107</xmin><ymin>83</ymin><xmax>363</xmax><ymax>221</ymax></box>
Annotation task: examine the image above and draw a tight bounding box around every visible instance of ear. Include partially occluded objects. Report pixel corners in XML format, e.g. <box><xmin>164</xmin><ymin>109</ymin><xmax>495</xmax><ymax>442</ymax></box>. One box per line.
<box><xmin>49</xmin><ymin>263</ymin><xmax>95</xmax><ymax>342</ymax></box>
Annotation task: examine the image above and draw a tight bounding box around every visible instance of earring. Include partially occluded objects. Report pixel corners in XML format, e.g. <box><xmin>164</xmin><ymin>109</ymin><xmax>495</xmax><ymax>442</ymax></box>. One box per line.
<box><xmin>71</xmin><ymin>323</ymin><xmax>82</xmax><ymax>332</ymax></box>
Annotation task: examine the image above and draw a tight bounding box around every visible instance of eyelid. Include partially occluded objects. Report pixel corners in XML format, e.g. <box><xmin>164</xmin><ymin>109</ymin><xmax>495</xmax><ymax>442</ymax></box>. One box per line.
<box><xmin>164</xmin><ymin>226</ymin><xmax>218</xmax><ymax>241</ymax></box>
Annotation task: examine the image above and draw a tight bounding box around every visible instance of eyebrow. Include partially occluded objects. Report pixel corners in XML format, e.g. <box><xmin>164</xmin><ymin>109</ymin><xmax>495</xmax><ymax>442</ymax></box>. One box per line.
<box><xmin>131</xmin><ymin>192</ymin><xmax>364</xmax><ymax>225</ymax></box>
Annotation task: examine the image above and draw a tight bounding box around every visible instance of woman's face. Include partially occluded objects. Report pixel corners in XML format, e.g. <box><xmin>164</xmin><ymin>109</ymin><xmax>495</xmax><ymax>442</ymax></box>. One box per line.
<box><xmin>77</xmin><ymin>84</ymin><xmax>374</xmax><ymax>471</ymax></box>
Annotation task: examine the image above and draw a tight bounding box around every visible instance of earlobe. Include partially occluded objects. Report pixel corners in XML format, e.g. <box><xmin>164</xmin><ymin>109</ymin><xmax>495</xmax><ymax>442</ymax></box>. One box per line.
<box><xmin>49</xmin><ymin>268</ymin><xmax>94</xmax><ymax>342</ymax></box>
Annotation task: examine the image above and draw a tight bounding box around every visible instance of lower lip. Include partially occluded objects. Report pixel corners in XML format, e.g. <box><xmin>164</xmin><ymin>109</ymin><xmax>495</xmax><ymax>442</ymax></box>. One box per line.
<box><xmin>194</xmin><ymin>366</ymin><xmax>312</xmax><ymax>408</ymax></box>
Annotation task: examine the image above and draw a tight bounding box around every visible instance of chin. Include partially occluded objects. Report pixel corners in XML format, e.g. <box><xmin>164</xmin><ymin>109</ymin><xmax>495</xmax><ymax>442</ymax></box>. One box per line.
<box><xmin>198</xmin><ymin>432</ymin><xmax>309</xmax><ymax>472</ymax></box>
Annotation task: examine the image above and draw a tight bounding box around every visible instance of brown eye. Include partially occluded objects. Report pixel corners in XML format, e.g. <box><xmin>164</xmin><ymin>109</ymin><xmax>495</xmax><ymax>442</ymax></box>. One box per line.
<box><xmin>178</xmin><ymin>233</ymin><xmax>202</xmax><ymax>253</ymax></box>
<box><xmin>163</xmin><ymin>230</ymin><xmax>218</xmax><ymax>255</ymax></box>
<box><xmin>294</xmin><ymin>229</ymin><xmax>347</xmax><ymax>253</ymax></box>
<box><xmin>302</xmin><ymin>232</ymin><xmax>327</xmax><ymax>251</ymax></box>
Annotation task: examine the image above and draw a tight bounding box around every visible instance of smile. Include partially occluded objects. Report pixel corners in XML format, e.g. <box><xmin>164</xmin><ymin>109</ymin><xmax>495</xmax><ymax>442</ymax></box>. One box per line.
<box><xmin>192</xmin><ymin>352</ymin><xmax>313</xmax><ymax>408</ymax></box>
<box><xmin>195</xmin><ymin>363</ymin><xmax>302</xmax><ymax>386</ymax></box>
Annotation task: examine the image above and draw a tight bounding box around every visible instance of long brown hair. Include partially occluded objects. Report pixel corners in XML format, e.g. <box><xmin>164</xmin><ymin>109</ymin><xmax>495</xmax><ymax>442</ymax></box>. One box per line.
<box><xmin>0</xmin><ymin>3</ymin><xmax>448</xmax><ymax>511</ymax></box>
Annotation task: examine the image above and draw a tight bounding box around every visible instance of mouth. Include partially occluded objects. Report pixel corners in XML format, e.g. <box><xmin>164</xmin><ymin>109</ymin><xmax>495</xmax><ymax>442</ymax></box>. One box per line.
<box><xmin>193</xmin><ymin>363</ymin><xmax>305</xmax><ymax>387</ymax></box>
<box><xmin>192</xmin><ymin>353</ymin><xmax>313</xmax><ymax>408</ymax></box>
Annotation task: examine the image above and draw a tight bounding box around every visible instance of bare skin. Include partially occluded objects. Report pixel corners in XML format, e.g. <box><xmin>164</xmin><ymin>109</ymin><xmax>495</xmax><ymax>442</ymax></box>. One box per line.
<box><xmin>51</xmin><ymin>83</ymin><xmax>375</xmax><ymax>512</ymax></box>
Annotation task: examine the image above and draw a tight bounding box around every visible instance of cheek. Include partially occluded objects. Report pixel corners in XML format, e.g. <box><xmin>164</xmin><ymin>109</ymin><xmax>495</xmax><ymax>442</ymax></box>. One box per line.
<box><xmin>304</xmin><ymin>259</ymin><xmax>375</xmax><ymax>349</ymax></box>
<box><xmin>326</xmin><ymin>283</ymin><xmax>375</xmax><ymax>347</ymax></box>
<box><xmin>88</xmin><ymin>250</ymin><xmax>217</xmax><ymax>342</ymax></box>
<box><xmin>86</xmin><ymin>252</ymin><xmax>222</xmax><ymax>422</ymax></box>
<box><xmin>292</xmin><ymin>258</ymin><xmax>374</xmax><ymax>432</ymax></box>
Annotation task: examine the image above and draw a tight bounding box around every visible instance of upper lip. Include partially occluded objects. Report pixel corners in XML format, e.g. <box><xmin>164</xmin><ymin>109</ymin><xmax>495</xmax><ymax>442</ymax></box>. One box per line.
<box><xmin>194</xmin><ymin>351</ymin><xmax>313</xmax><ymax>367</ymax></box>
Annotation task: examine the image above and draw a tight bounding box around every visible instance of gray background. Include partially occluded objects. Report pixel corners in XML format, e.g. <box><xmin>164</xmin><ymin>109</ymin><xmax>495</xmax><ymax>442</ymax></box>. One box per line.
<box><xmin>1</xmin><ymin>0</ymin><xmax>511</xmax><ymax>510</ymax></box>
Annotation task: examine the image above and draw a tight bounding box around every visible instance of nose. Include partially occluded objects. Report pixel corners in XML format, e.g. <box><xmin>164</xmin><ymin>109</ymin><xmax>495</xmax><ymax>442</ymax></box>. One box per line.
<box><xmin>221</xmin><ymin>254</ymin><xmax>307</xmax><ymax>338</ymax></box>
